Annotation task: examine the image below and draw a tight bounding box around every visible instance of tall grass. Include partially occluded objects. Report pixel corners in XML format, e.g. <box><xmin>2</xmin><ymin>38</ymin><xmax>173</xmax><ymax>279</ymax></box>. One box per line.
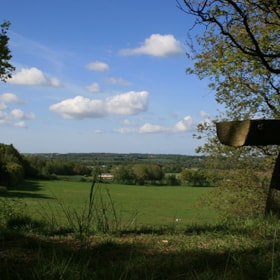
<box><xmin>34</xmin><ymin>170</ymin><xmax>125</xmax><ymax>243</ymax></box>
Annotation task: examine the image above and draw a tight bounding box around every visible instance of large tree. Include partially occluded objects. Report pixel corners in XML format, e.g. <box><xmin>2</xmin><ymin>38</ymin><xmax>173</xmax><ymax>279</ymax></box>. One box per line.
<box><xmin>0</xmin><ymin>20</ymin><xmax>15</xmax><ymax>82</ymax></box>
<box><xmin>177</xmin><ymin>0</ymin><xmax>280</xmax><ymax>216</ymax></box>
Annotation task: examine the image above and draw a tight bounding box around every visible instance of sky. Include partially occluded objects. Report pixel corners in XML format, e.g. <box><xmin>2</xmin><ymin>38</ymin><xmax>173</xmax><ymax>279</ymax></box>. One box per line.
<box><xmin>0</xmin><ymin>0</ymin><xmax>218</xmax><ymax>155</ymax></box>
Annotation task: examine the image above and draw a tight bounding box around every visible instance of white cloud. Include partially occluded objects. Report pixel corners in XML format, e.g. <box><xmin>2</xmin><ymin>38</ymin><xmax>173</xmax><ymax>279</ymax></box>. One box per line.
<box><xmin>0</xmin><ymin>93</ymin><xmax>35</xmax><ymax>127</ymax></box>
<box><xmin>106</xmin><ymin>91</ymin><xmax>149</xmax><ymax>115</ymax></box>
<box><xmin>105</xmin><ymin>77</ymin><xmax>132</xmax><ymax>86</ymax></box>
<box><xmin>200</xmin><ymin>111</ymin><xmax>211</xmax><ymax>119</ymax></box>
<box><xmin>14</xmin><ymin>121</ymin><xmax>27</xmax><ymax>128</ymax></box>
<box><xmin>0</xmin><ymin>103</ymin><xmax>7</xmax><ymax>110</ymax></box>
<box><xmin>120</xmin><ymin>34</ymin><xmax>184</xmax><ymax>57</ymax></box>
<box><xmin>0</xmin><ymin>93</ymin><xmax>23</xmax><ymax>109</ymax></box>
<box><xmin>0</xmin><ymin>108</ymin><xmax>35</xmax><ymax>127</ymax></box>
<box><xmin>122</xmin><ymin>119</ymin><xmax>135</xmax><ymax>126</ymax></box>
<box><xmin>49</xmin><ymin>96</ymin><xmax>106</xmax><ymax>119</ymax></box>
<box><xmin>115</xmin><ymin>115</ymin><xmax>194</xmax><ymax>135</ymax></box>
<box><xmin>86</xmin><ymin>61</ymin><xmax>109</xmax><ymax>72</ymax></box>
<box><xmin>199</xmin><ymin>111</ymin><xmax>212</xmax><ymax>126</ymax></box>
<box><xmin>8</xmin><ymin>67</ymin><xmax>63</xmax><ymax>87</ymax></box>
<box><xmin>114</xmin><ymin>127</ymin><xmax>137</xmax><ymax>134</ymax></box>
<box><xmin>85</xmin><ymin>82</ymin><xmax>101</xmax><ymax>93</ymax></box>
<box><xmin>174</xmin><ymin>116</ymin><xmax>194</xmax><ymax>132</ymax></box>
<box><xmin>0</xmin><ymin>93</ymin><xmax>22</xmax><ymax>104</ymax></box>
<box><xmin>49</xmin><ymin>91</ymin><xmax>149</xmax><ymax>119</ymax></box>
<box><xmin>139</xmin><ymin>123</ymin><xmax>164</xmax><ymax>133</ymax></box>
<box><xmin>10</xmin><ymin>109</ymin><xmax>35</xmax><ymax>120</ymax></box>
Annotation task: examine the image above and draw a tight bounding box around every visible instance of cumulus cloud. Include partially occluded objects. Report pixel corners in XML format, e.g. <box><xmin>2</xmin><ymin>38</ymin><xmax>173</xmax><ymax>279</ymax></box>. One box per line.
<box><xmin>115</xmin><ymin>115</ymin><xmax>194</xmax><ymax>135</ymax></box>
<box><xmin>106</xmin><ymin>91</ymin><xmax>148</xmax><ymax>115</ymax></box>
<box><xmin>86</xmin><ymin>61</ymin><xmax>109</xmax><ymax>72</ymax></box>
<box><xmin>0</xmin><ymin>108</ymin><xmax>35</xmax><ymax>127</ymax></box>
<box><xmin>174</xmin><ymin>116</ymin><xmax>194</xmax><ymax>132</ymax></box>
<box><xmin>8</xmin><ymin>67</ymin><xmax>63</xmax><ymax>87</ymax></box>
<box><xmin>10</xmin><ymin>109</ymin><xmax>35</xmax><ymax>120</ymax></box>
<box><xmin>85</xmin><ymin>82</ymin><xmax>101</xmax><ymax>93</ymax></box>
<box><xmin>49</xmin><ymin>91</ymin><xmax>149</xmax><ymax>119</ymax></box>
<box><xmin>0</xmin><ymin>93</ymin><xmax>23</xmax><ymax>109</ymax></box>
<box><xmin>139</xmin><ymin>123</ymin><xmax>165</xmax><ymax>133</ymax></box>
<box><xmin>120</xmin><ymin>34</ymin><xmax>184</xmax><ymax>57</ymax></box>
<box><xmin>49</xmin><ymin>96</ymin><xmax>106</xmax><ymax>119</ymax></box>
<box><xmin>105</xmin><ymin>77</ymin><xmax>132</xmax><ymax>86</ymax></box>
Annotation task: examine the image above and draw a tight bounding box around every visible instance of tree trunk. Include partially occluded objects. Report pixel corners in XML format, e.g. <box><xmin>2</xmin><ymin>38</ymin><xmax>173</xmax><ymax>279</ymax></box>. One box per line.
<box><xmin>265</xmin><ymin>151</ymin><xmax>280</xmax><ymax>215</ymax></box>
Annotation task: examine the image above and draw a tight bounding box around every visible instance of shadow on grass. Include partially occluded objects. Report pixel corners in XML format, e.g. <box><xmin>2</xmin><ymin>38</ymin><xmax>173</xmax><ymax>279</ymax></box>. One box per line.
<box><xmin>119</xmin><ymin>223</ymin><xmax>253</xmax><ymax>237</ymax></box>
<box><xmin>0</xmin><ymin>180</ymin><xmax>53</xmax><ymax>200</ymax></box>
<box><xmin>0</xmin><ymin>229</ymin><xmax>274</xmax><ymax>280</ymax></box>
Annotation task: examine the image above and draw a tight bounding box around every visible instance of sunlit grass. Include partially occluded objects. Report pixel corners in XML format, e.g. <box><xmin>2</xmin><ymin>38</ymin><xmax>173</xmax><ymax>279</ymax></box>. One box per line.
<box><xmin>2</xmin><ymin>179</ymin><xmax>218</xmax><ymax>229</ymax></box>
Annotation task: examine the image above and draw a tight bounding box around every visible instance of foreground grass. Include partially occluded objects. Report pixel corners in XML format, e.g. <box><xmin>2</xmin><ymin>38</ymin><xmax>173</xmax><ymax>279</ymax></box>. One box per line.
<box><xmin>1</xmin><ymin>216</ymin><xmax>280</xmax><ymax>279</ymax></box>
<box><xmin>1</xmin><ymin>180</ymin><xmax>280</xmax><ymax>279</ymax></box>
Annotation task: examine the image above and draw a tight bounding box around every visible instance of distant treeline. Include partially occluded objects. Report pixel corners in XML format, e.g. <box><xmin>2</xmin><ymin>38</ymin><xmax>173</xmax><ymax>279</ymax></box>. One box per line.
<box><xmin>24</xmin><ymin>152</ymin><xmax>207</xmax><ymax>173</ymax></box>
<box><xmin>0</xmin><ymin>143</ymin><xmax>270</xmax><ymax>188</ymax></box>
<box><xmin>1</xmin><ymin>143</ymin><xmax>208</xmax><ymax>187</ymax></box>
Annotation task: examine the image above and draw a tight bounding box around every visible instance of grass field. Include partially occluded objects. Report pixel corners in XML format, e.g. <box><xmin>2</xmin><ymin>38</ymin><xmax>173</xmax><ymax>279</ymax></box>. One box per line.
<box><xmin>2</xmin><ymin>179</ymin><xmax>280</xmax><ymax>279</ymax></box>
<box><xmin>1</xmin><ymin>179</ymin><xmax>218</xmax><ymax>230</ymax></box>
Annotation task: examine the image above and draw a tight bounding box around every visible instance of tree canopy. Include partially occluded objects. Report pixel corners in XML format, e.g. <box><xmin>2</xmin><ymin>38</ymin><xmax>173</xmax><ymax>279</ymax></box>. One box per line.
<box><xmin>178</xmin><ymin>0</ymin><xmax>280</xmax><ymax>122</ymax></box>
<box><xmin>0</xmin><ymin>20</ymin><xmax>15</xmax><ymax>82</ymax></box>
<box><xmin>178</xmin><ymin>0</ymin><xmax>280</xmax><ymax>217</ymax></box>
<box><xmin>0</xmin><ymin>144</ymin><xmax>25</xmax><ymax>187</ymax></box>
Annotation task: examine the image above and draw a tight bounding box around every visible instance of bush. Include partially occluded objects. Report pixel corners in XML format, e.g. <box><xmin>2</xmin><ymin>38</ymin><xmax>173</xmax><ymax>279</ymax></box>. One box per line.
<box><xmin>165</xmin><ymin>175</ymin><xmax>181</xmax><ymax>186</ymax></box>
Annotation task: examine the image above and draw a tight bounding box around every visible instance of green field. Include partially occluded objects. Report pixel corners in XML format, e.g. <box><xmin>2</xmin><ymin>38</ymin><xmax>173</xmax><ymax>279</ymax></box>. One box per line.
<box><xmin>2</xmin><ymin>179</ymin><xmax>218</xmax><ymax>229</ymax></box>
<box><xmin>2</xmin><ymin>179</ymin><xmax>280</xmax><ymax>279</ymax></box>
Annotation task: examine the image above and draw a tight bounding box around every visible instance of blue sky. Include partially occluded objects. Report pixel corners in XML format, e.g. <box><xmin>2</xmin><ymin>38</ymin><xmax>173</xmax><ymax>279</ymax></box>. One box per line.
<box><xmin>1</xmin><ymin>0</ymin><xmax>218</xmax><ymax>155</ymax></box>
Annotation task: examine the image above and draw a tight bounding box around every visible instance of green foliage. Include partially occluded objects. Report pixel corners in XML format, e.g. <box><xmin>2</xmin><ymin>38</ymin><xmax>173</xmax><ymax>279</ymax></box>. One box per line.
<box><xmin>133</xmin><ymin>163</ymin><xmax>164</xmax><ymax>185</ymax></box>
<box><xmin>179</xmin><ymin>0</ymin><xmax>280</xmax><ymax>216</ymax></box>
<box><xmin>165</xmin><ymin>174</ymin><xmax>181</xmax><ymax>186</ymax></box>
<box><xmin>28</xmin><ymin>152</ymin><xmax>206</xmax><ymax>169</ymax></box>
<box><xmin>0</xmin><ymin>143</ymin><xmax>26</xmax><ymax>187</ymax></box>
<box><xmin>181</xmin><ymin>168</ymin><xmax>214</xmax><ymax>187</ymax></box>
<box><xmin>24</xmin><ymin>156</ymin><xmax>92</xmax><ymax>178</ymax></box>
<box><xmin>112</xmin><ymin>163</ymin><xmax>165</xmax><ymax>185</ymax></box>
<box><xmin>0</xmin><ymin>197</ymin><xmax>44</xmax><ymax>232</ymax></box>
<box><xmin>199</xmin><ymin>150</ymin><xmax>272</xmax><ymax>220</ymax></box>
<box><xmin>5</xmin><ymin>162</ymin><xmax>24</xmax><ymax>187</ymax></box>
<box><xmin>111</xmin><ymin>165</ymin><xmax>135</xmax><ymax>185</ymax></box>
<box><xmin>0</xmin><ymin>21</ymin><xmax>15</xmax><ymax>82</ymax></box>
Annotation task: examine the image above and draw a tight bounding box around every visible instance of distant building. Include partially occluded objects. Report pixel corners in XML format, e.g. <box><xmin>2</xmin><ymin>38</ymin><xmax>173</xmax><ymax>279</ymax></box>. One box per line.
<box><xmin>98</xmin><ymin>173</ymin><xmax>113</xmax><ymax>180</ymax></box>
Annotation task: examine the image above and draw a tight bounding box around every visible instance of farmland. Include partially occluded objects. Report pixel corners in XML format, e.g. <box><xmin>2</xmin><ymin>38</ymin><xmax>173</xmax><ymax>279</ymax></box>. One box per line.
<box><xmin>0</xmin><ymin>146</ymin><xmax>278</xmax><ymax>279</ymax></box>
<box><xmin>1</xmin><ymin>179</ymin><xmax>218</xmax><ymax>229</ymax></box>
<box><xmin>1</xmin><ymin>178</ymin><xmax>280</xmax><ymax>279</ymax></box>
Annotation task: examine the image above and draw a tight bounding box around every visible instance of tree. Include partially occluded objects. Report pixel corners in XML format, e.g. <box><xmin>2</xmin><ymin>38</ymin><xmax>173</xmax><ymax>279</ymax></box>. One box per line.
<box><xmin>0</xmin><ymin>144</ymin><xmax>25</xmax><ymax>187</ymax></box>
<box><xmin>6</xmin><ymin>162</ymin><xmax>24</xmax><ymax>187</ymax></box>
<box><xmin>181</xmin><ymin>169</ymin><xmax>213</xmax><ymax>187</ymax></box>
<box><xmin>165</xmin><ymin>174</ymin><xmax>181</xmax><ymax>186</ymax></box>
<box><xmin>177</xmin><ymin>0</ymin><xmax>280</xmax><ymax>217</ymax></box>
<box><xmin>112</xmin><ymin>165</ymin><xmax>135</xmax><ymax>185</ymax></box>
<box><xmin>133</xmin><ymin>164</ymin><xmax>164</xmax><ymax>185</ymax></box>
<box><xmin>0</xmin><ymin>21</ymin><xmax>15</xmax><ymax>82</ymax></box>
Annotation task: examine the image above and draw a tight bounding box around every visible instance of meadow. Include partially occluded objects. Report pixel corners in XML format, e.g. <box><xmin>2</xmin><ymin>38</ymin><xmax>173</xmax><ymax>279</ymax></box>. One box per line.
<box><xmin>1</xmin><ymin>179</ymin><xmax>280</xmax><ymax>279</ymax></box>
<box><xmin>2</xmin><ymin>179</ymin><xmax>218</xmax><ymax>229</ymax></box>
